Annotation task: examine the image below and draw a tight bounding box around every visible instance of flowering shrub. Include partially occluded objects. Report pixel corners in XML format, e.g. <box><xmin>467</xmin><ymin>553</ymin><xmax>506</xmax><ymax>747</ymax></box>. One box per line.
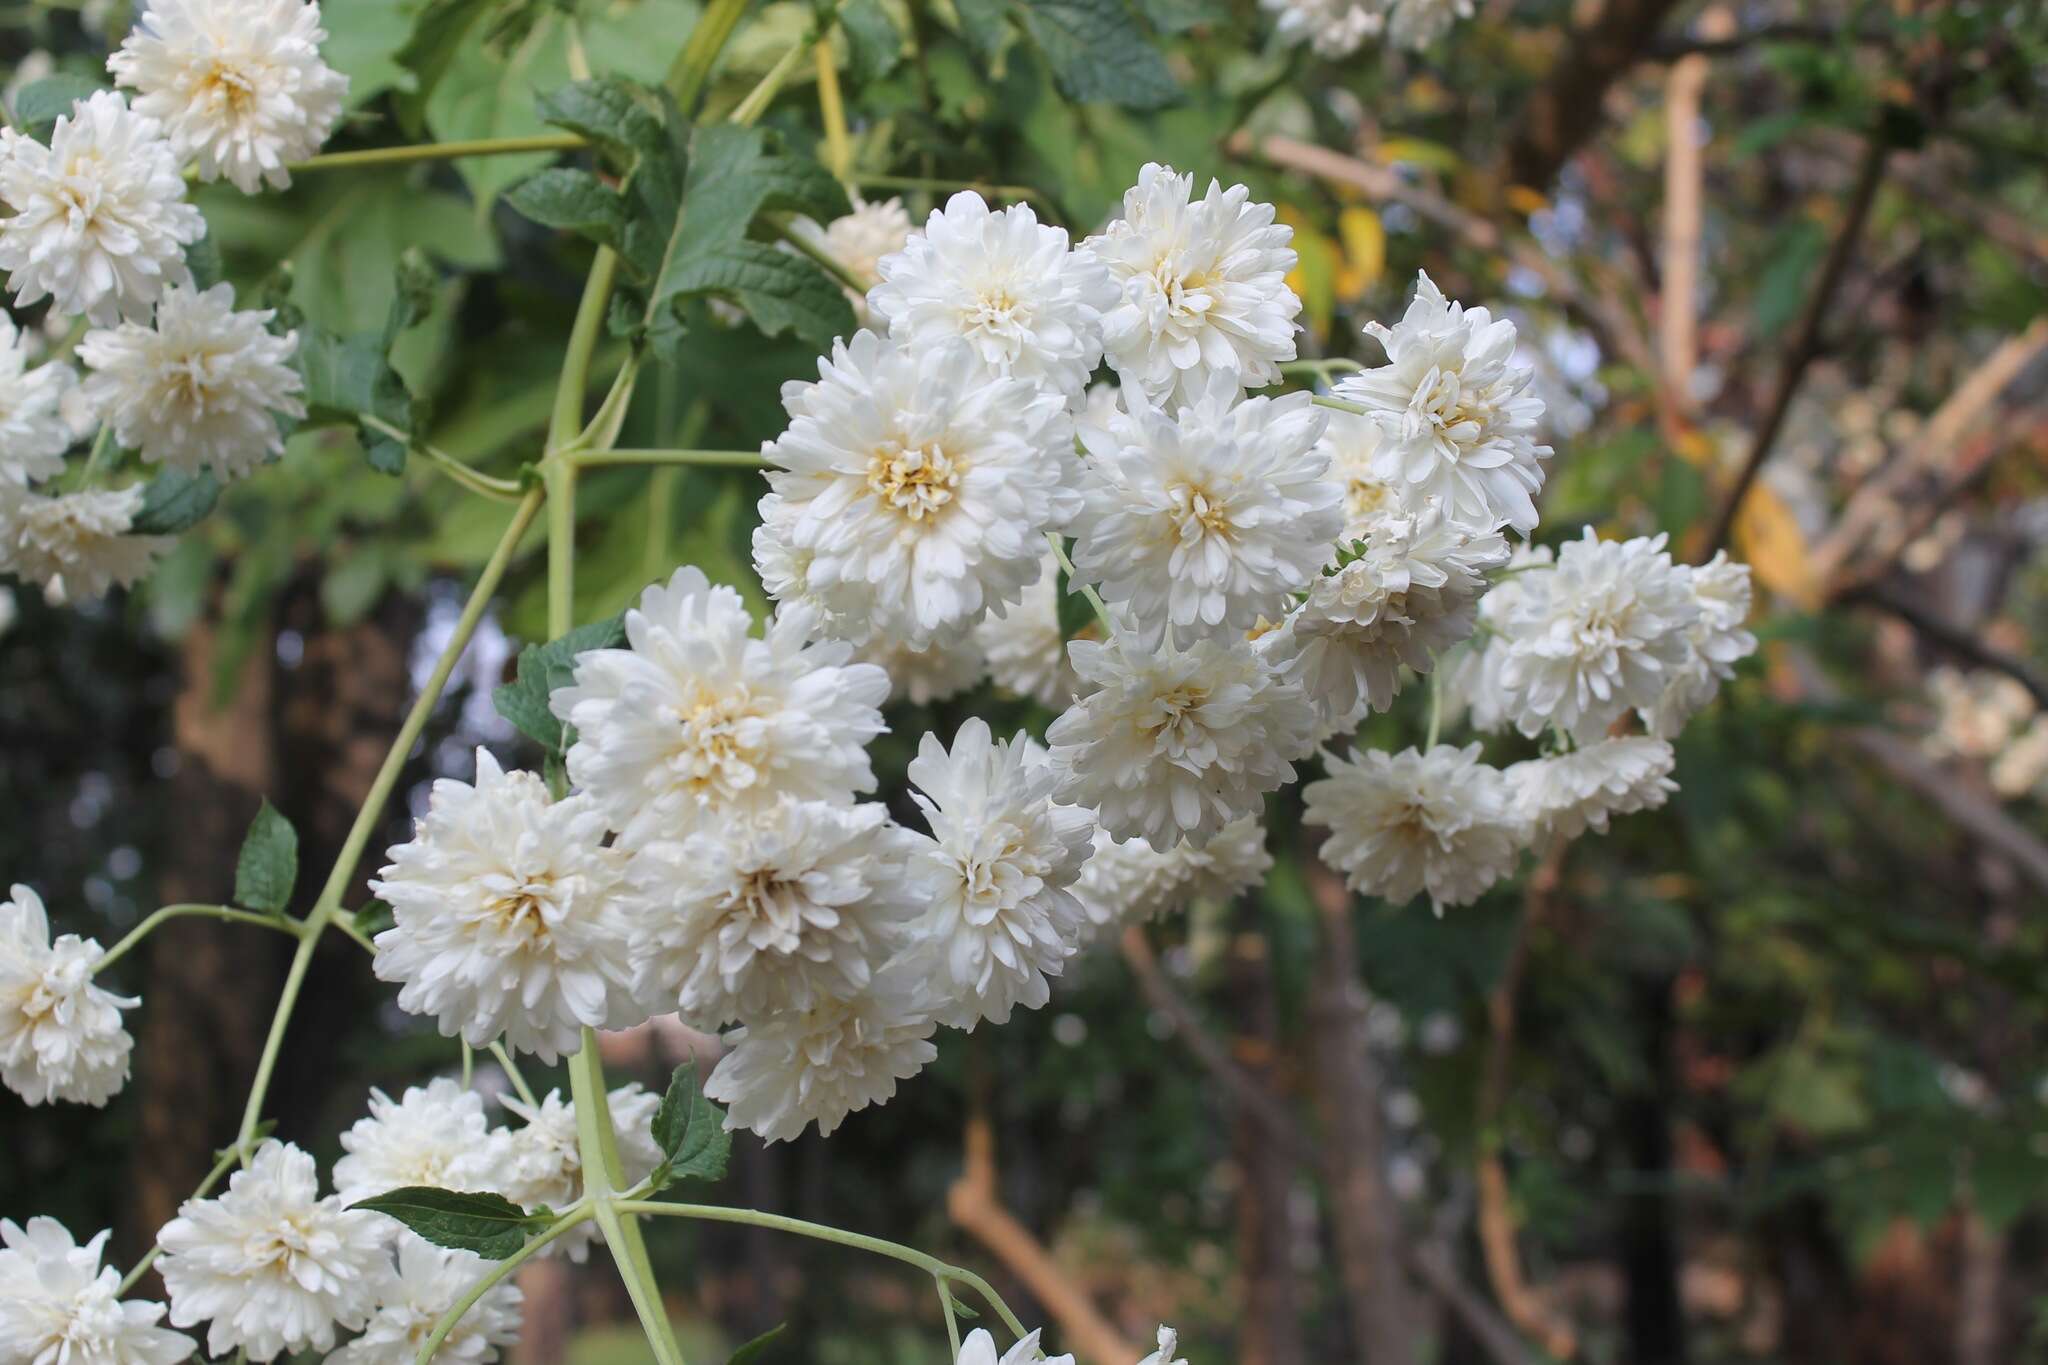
<box><xmin>0</xmin><ymin>0</ymin><xmax>1763</xmax><ymax>1360</ymax></box>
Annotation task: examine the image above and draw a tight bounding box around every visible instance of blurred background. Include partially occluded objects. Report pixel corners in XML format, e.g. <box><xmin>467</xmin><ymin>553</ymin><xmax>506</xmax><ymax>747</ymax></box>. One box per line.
<box><xmin>2</xmin><ymin>0</ymin><xmax>2045</xmax><ymax>1361</ymax></box>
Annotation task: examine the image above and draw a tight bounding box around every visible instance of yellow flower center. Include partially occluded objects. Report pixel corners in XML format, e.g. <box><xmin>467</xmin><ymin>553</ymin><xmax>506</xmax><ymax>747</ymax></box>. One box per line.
<box><xmin>868</xmin><ymin>441</ymin><xmax>962</xmax><ymax>522</ymax></box>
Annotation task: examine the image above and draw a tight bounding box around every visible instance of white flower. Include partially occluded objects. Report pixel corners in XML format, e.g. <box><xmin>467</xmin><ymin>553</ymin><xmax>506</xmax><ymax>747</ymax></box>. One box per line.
<box><xmin>1304</xmin><ymin>744</ymin><xmax>1523</xmax><ymax>912</ymax></box>
<box><xmin>0</xmin><ymin>92</ymin><xmax>204</xmax><ymax>325</ymax></box>
<box><xmin>704</xmin><ymin>961</ymin><xmax>938</xmax><ymax>1143</ymax></box>
<box><xmin>1643</xmin><ymin>551</ymin><xmax>1757</xmax><ymax>737</ymax></box>
<box><xmin>1136</xmin><ymin>1325</ymin><xmax>1189</xmax><ymax>1365</ymax></box>
<box><xmin>1088</xmin><ymin>163</ymin><xmax>1301</xmax><ymax>403</ymax></box>
<box><xmin>1493</xmin><ymin>530</ymin><xmax>1700</xmax><ymax>743</ymax></box>
<box><xmin>552</xmin><ymin>567</ymin><xmax>889</xmax><ymax>848</ymax></box>
<box><xmin>851</xmin><ymin>632</ymin><xmax>988</xmax><ymax>705</ymax></box>
<box><xmin>1259</xmin><ymin>507</ymin><xmax>1508</xmax><ymax>728</ymax></box>
<box><xmin>1048</xmin><ymin>634</ymin><xmax>1315</xmax><ymax>847</ymax></box>
<box><xmin>492</xmin><ymin>1086</ymin><xmax>663</xmax><ymax>1261</ymax></box>
<box><xmin>1334</xmin><ymin>272</ymin><xmax>1550</xmax><ymax>534</ymax></box>
<box><xmin>625</xmin><ymin>798</ymin><xmax>915</xmax><ymax>1028</ymax></box>
<box><xmin>0</xmin><ymin>884</ymin><xmax>135</xmax><ymax>1107</ymax></box>
<box><xmin>370</xmin><ymin>749</ymin><xmax>641</xmax><ymax>1064</ymax></box>
<box><xmin>870</xmin><ymin>192</ymin><xmax>1112</xmax><ymax>400</ymax></box>
<box><xmin>108</xmin><ymin>0</ymin><xmax>349</xmax><ymax>193</ymax></box>
<box><xmin>0</xmin><ymin>482</ymin><xmax>170</xmax><ymax>606</ymax></box>
<box><xmin>1385</xmin><ymin>0</ymin><xmax>1473</xmax><ymax>48</ymax></box>
<box><xmin>974</xmin><ymin>550</ymin><xmax>1078</xmax><ymax>707</ymax></box>
<box><xmin>1439</xmin><ymin>541</ymin><xmax>1551</xmax><ymax>734</ymax></box>
<box><xmin>0</xmin><ymin>314</ymin><xmax>75</xmax><ymax>485</ymax></box>
<box><xmin>1073</xmin><ymin>814</ymin><xmax>1275</xmax><ymax>929</ymax></box>
<box><xmin>0</xmin><ymin>1218</ymin><xmax>192</xmax><ymax>1365</ymax></box>
<box><xmin>80</xmin><ymin>282</ymin><xmax>304</xmax><ymax>481</ymax></box>
<box><xmin>789</xmin><ymin>195</ymin><xmax>915</xmax><ymax>324</ymax></box>
<box><xmin>328</xmin><ymin>1238</ymin><xmax>520</xmax><ymax>1365</ymax></box>
<box><xmin>1509</xmin><ymin>736</ymin><xmax>1677</xmax><ymax>844</ymax></box>
<box><xmin>1071</xmin><ymin>378</ymin><xmax>1339</xmax><ymax>648</ymax></box>
<box><xmin>760</xmin><ymin>330</ymin><xmax>1078</xmax><ymax>647</ymax></box>
<box><xmin>333</xmin><ymin>1078</ymin><xmax>498</xmax><ymax>1205</ymax></box>
<box><xmin>957</xmin><ymin>1326</ymin><xmax>1074</xmax><ymax>1365</ymax></box>
<box><xmin>1178</xmin><ymin>814</ymin><xmax>1276</xmax><ymax>905</ymax></box>
<box><xmin>1319</xmin><ymin>409</ymin><xmax>1408</xmax><ymax>542</ymax></box>
<box><xmin>158</xmin><ymin>1140</ymin><xmax>393</xmax><ymax>1362</ymax></box>
<box><xmin>900</xmin><ymin>721</ymin><xmax>1094</xmax><ymax>1029</ymax></box>
<box><xmin>1262</xmin><ymin>0</ymin><xmax>1383</xmax><ymax>56</ymax></box>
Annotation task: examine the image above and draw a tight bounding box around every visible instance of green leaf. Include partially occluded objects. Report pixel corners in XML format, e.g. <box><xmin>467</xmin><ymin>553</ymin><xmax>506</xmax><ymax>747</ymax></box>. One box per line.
<box><xmin>650</xmin><ymin>1064</ymin><xmax>731</xmax><ymax>1188</ymax></box>
<box><xmin>840</xmin><ymin>0</ymin><xmax>906</xmax><ymax>81</ymax></box>
<box><xmin>726</xmin><ymin>1324</ymin><xmax>788</xmax><ymax>1364</ymax></box>
<box><xmin>295</xmin><ymin>328</ymin><xmax>412</xmax><ymax>474</ymax></box>
<box><xmin>392</xmin><ymin>0</ymin><xmax>501</xmax><ymax>135</ymax></box>
<box><xmin>491</xmin><ymin>614</ymin><xmax>628</xmax><ymax>757</ymax></box>
<box><xmin>11</xmin><ymin>75</ymin><xmax>104</xmax><ymax>135</ymax></box>
<box><xmin>130</xmin><ymin>470</ymin><xmax>223</xmax><ymax>536</ymax></box>
<box><xmin>1013</xmin><ymin>0</ymin><xmax>1179</xmax><ymax>109</ymax></box>
<box><xmin>507</xmin><ymin>169</ymin><xmax>630</xmax><ymax>250</ymax></box>
<box><xmin>234</xmin><ymin>800</ymin><xmax>299</xmax><ymax>914</ymax></box>
<box><xmin>349</xmin><ymin>1187</ymin><xmax>548</xmax><ymax>1260</ymax></box>
<box><xmin>184</xmin><ymin>232</ymin><xmax>227</xmax><ymax>292</ymax></box>
<box><xmin>1135</xmin><ymin>0</ymin><xmax>1225</xmax><ymax>34</ymax></box>
<box><xmin>1053</xmin><ymin>552</ymin><xmax>1097</xmax><ymax>642</ymax></box>
<box><xmin>320</xmin><ymin>0</ymin><xmax>418</xmax><ymax>108</ymax></box>
<box><xmin>656</xmin><ymin>241</ymin><xmax>855</xmax><ymax>354</ymax></box>
<box><xmin>952</xmin><ymin>0</ymin><xmax>1012</xmax><ymax>61</ymax></box>
<box><xmin>383</xmin><ymin>249</ymin><xmax>439</xmax><ymax>350</ymax></box>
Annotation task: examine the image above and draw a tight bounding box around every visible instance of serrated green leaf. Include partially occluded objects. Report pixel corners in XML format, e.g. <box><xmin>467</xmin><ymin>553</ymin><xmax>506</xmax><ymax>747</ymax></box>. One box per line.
<box><xmin>130</xmin><ymin>470</ymin><xmax>223</xmax><ymax>536</ymax></box>
<box><xmin>1135</xmin><ymin>0</ymin><xmax>1225</xmax><ymax>33</ymax></box>
<box><xmin>234</xmin><ymin>800</ymin><xmax>298</xmax><ymax>914</ymax></box>
<box><xmin>536</xmin><ymin>77</ymin><xmax>669</xmax><ymax>164</ymax></box>
<box><xmin>295</xmin><ymin>328</ymin><xmax>412</xmax><ymax>474</ymax></box>
<box><xmin>350</xmin><ymin>1187</ymin><xmax>547</xmax><ymax>1259</ymax></box>
<box><xmin>392</xmin><ymin>0</ymin><xmax>500</xmax><ymax>135</ymax></box>
<box><xmin>507</xmin><ymin>169</ymin><xmax>630</xmax><ymax>250</ymax></box>
<box><xmin>12</xmin><ymin>76</ymin><xmax>104</xmax><ymax>134</ymax></box>
<box><xmin>184</xmin><ymin>233</ymin><xmax>227</xmax><ymax>293</ymax></box>
<box><xmin>651</xmin><ymin>1063</ymin><xmax>731</xmax><ymax>1187</ymax></box>
<box><xmin>1015</xmin><ymin>0</ymin><xmax>1179</xmax><ymax>109</ymax></box>
<box><xmin>383</xmin><ymin>249</ymin><xmax>439</xmax><ymax>350</ymax></box>
<box><xmin>726</xmin><ymin>1324</ymin><xmax>788</xmax><ymax>1364</ymax></box>
<box><xmin>491</xmin><ymin>614</ymin><xmax>628</xmax><ymax>756</ymax></box>
<box><xmin>953</xmin><ymin>0</ymin><xmax>1012</xmax><ymax>60</ymax></box>
<box><xmin>840</xmin><ymin>0</ymin><xmax>905</xmax><ymax>81</ymax></box>
<box><xmin>656</xmin><ymin>241</ymin><xmax>855</xmax><ymax>356</ymax></box>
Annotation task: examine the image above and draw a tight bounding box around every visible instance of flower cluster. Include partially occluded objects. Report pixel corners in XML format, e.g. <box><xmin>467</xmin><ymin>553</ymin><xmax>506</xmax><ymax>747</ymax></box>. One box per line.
<box><xmin>0</xmin><ymin>0</ymin><xmax>342</xmax><ymax>607</ymax></box>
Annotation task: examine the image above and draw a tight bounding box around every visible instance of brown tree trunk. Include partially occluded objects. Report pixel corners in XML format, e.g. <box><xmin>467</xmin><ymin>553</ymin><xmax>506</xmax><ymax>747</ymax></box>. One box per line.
<box><xmin>1304</xmin><ymin>857</ymin><xmax>1417</xmax><ymax>1364</ymax></box>
<box><xmin>1227</xmin><ymin>911</ymin><xmax>1305</xmax><ymax>1365</ymax></box>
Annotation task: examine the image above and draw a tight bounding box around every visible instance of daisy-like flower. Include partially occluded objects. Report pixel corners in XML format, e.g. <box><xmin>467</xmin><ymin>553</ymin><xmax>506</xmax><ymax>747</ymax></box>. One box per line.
<box><xmin>1643</xmin><ymin>551</ymin><xmax>1757</xmax><ymax>738</ymax></box>
<box><xmin>1439</xmin><ymin>541</ymin><xmax>1551</xmax><ymax>734</ymax></box>
<box><xmin>491</xmin><ymin>1086</ymin><xmax>663</xmax><ymax>1262</ymax></box>
<box><xmin>1071</xmin><ymin>377</ymin><xmax>1340</xmax><ymax>648</ymax></box>
<box><xmin>551</xmin><ymin>567</ymin><xmax>889</xmax><ymax>848</ymax></box>
<box><xmin>79</xmin><ymin>282</ymin><xmax>304</xmax><ymax>481</ymax></box>
<box><xmin>329</xmin><ymin>1238</ymin><xmax>521</xmax><ymax>1365</ymax></box>
<box><xmin>1262</xmin><ymin>0</ymin><xmax>1383</xmax><ymax>57</ymax></box>
<box><xmin>0</xmin><ymin>92</ymin><xmax>205</xmax><ymax>325</ymax></box>
<box><xmin>108</xmin><ymin>0</ymin><xmax>349</xmax><ymax>194</ymax></box>
<box><xmin>900</xmin><ymin>721</ymin><xmax>1094</xmax><ymax>1029</ymax></box>
<box><xmin>370</xmin><ymin>749</ymin><xmax>641</xmax><ymax>1063</ymax></box>
<box><xmin>851</xmin><ymin>632</ymin><xmax>989</xmax><ymax>705</ymax></box>
<box><xmin>788</xmin><ymin>194</ymin><xmax>915</xmax><ymax>324</ymax></box>
<box><xmin>333</xmin><ymin>1078</ymin><xmax>498</xmax><ymax>1206</ymax></box>
<box><xmin>1259</xmin><ymin>507</ymin><xmax>1508</xmax><ymax>728</ymax></box>
<box><xmin>1319</xmin><ymin>409</ymin><xmax>1408</xmax><ymax>542</ymax></box>
<box><xmin>1385</xmin><ymin>0</ymin><xmax>1474</xmax><ymax>48</ymax></box>
<box><xmin>0</xmin><ymin>315</ymin><xmax>76</xmax><ymax>485</ymax></box>
<box><xmin>625</xmin><ymin>798</ymin><xmax>915</xmax><ymax>1028</ymax></box>
<box><xmin>1048</xmin><ymin>634</ymin><xmax>1316</xmax><ymax>847</ymax></box>
<box><xmin>1138</xmin><ymin>1326</ymin><xmax>1190</xmax><ymax>1365</ymax></box>
<box><xmin>0</xmin><ymin>482</ymin><xmax>171</xmax><ymax>606</ymax></box>
<box><xmin>869</xmin><ymin>192</ymin><xmax>1112</xmax><ymax>400</ymax></box>
<box><xmin>974</xmin><ymin>550</ymin><xmax>1078</xmax><ymax>707</ymax></box>
<box><xmin>0</xmin><ymin>884</ymin><xmax>135</xmax><ymax>1107</ymax></box>
<box><xmin>1493</xmin><ymin>530</ymin><xmax>1700</xmax><ymax>743</ymax></box>
<box><xmin>1073</xmin><ymin>814</ymin><xmax>1275</xmax><ymax>930</ymax></box>
<box><xmin>704</xmin><ymin>961</ymin><xmax>938</xmax><ymax>1143</ymax></box>
<box><xmin>158</xmin><ymin>1140</ymin><xmax>393</xmax><ymax>1362</ymax></box>
<box><xmin>1334</xmin><ymin>272</ymin><xmax>1551</xmax><ymax>534</ymax></box>
<box><xmin>1304</xmin><ymin>744</ymin><xmax>1523</xmax><ymax>912</ymax></box>
<box><xmin>1088</xmin><ymin>163</ymin><xmax>1301</xmax><ymax>402</ymax></box>
<box><xmin>956</xmin><ymin>1326</ymin><xmax>1075</xmax><ymax>1365</ymax></box>
<box><xmin>759</xmin><ymin>330</ymin><xmax>1078</xmax><ymax>647</ymax></box>
<box><xmin>0</xmin><ymin>1218</ymin><xmax>193</xmax><ymax>1365</ymax></box>
<box><xmin>1509</xmin><ymin>736</ymin><xmax>1677</xmax><ymax>845</ymax></box>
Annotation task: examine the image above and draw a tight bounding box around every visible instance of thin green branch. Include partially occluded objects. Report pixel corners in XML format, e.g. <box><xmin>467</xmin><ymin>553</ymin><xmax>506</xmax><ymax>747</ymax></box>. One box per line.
<box><xmin>116</xmin><ymin>1140</ymin><xmax>244</xmax><ymax>1295</ymax></box>
<box><xmin>1311</xmin><ymin>394</ymin><xmax>1371</xmax><ymax>417</ymax></box>
<box><xmin>1281</xmin><ymin>357</ymin><xmax>1363</xmax><ymax>378</ymax></box>
<box><xmin>575</xmin><ymin>448</ymin><xmax>766</xmax><ymax>470</ymax></box>
<box><xmin>668</xmin><ymin>0</ymin><xmax>754</xmax><ymax>109</ymax></box>
<box><xmin>95</xmin><ymin>904</ymin><xmax>299</xmax><ymax>973</ymax></box>
<box><xmin>774</xmin><ymin>216</ymin><xmax>869</xmax><ymax>295</ymax></box>
<box><xmin>360</xmin><ymin>415</ymin><xmax>525</xmax><ymax>502</ymax></box>
<box><xmin>489</xmin><ymin>1041</ymin><xmax>539</xmax><ymax>1110</ymax></box>
<box><xmin>415</xmin><ymin>1206</ymin><xmax>594</xmax><ymax>1365</ymax></box>
<box><xmin>290</xmin><ymin>134</ymin><xmax>587</xmax><ymax>174</ymax></box>
<box><xmin>1044</xmin><ymin>531</ymin><xmax>1113</xmax><ymax>634</ymax></box>
<box><xmin>550</xmin><ymin>250</ymin><xmax>623</xmax><ymax>455</ymax></box>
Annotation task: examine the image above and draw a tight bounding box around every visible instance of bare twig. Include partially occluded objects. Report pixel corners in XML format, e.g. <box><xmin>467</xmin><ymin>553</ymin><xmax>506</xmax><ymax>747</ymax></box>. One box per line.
<box><xmin>1647</xmin><ymin>21</ymin><xmax>1893</xmax><ymax>60</ymax></box>
<box><xmin>1845</xmin><ymin>727</ymin><xmax>2048</xmax><ymax>895</ymax></box>
<box><xmin>1702</xmin><ymin>137</ymin><xmax>1888</xmax><ymax>558</ymax></box>
<box><xmin>1658</xmin><ymin>8</ymin><xmax>1735</xmax><ymax>411</ymax></box>
<box><xmin>1842</xmin><ymin>587</ymin><xmax>2048</xmax><ymax>712</ymax></box>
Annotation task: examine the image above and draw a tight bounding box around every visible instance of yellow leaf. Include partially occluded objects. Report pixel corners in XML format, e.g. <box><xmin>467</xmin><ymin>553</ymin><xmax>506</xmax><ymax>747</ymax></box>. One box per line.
<box><xmin>1278</xmin><ymin>206</ymin><xmax>1337</xmax><ymax>344</ymax></box>
<box><xmin>1672</xmin><ymin>429</ymin><xmax>1714</xmax><ymax>468</ymax></box>
<box><xmin>1337</xmin><ymin>206</ymin><xmax>1385</xmax><ymax>293</ymax></box>
<box><xmin>1732</xmin><ymin>484</ymin><xmax>1819</xmax><ymax>608</ymax></box>
<box><xmin>1503</xmin><ymin>184</ymin><xmax>1549</xmax><ymax>217</ymax></box>
<box><xmin>1375</xmin><ymin>136</ymin><xmax>1463</xmax><ymax>175</ymax></box>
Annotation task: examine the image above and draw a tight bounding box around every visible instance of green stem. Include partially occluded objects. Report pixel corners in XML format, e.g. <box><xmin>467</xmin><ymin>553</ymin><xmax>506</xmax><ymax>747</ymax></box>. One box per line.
<box><xmin>1426</xmin><ymin>668</ymin><xmax>1444</xmax><ymax>749</ymax></box>
<box><xmin>1044</xmin><ymin>531</ymin><xmax>1113</xmax><ymax>634</ymax></box>
<box><xmin>853</xmin><ymin>173</ymin><xmax>1053</xmax><ymax>210</ymax></box>
<box><xmin>1311</xmin><ymin>394</ymin><xmax>1371</xmax><ymax>417</ymax></box>
<box><xmin>573</xmin><ymin>353</ymin><xmax>645</xmax><ymax>455</ymax></box>
<box><xmin>116</xmin><ymin>1141</ymin><xmax>245</xmax><ymax>1295</ymax></box>
<box><xmin>231</xmin><ymin>487</ymin><xmax>545</xmax><ymax>1157</ymax></box>
<box><xmin>330</xmin><ymin>908</ymin><xmax>379</xmax><ymax>955</ymax></box>
<box><xmin>415</xmin><ymin>1206</ymin><xmax>594</xmax><ymax>1365</ymax></box>
<box><xmin>95</xmin><ymin>904</ymin><xmax>299</xmax><ymax>973</ymax></box>
<box><xmin>610</xmin><ymin>1201</ymin><xmax>1032</xmax><ymax>1340</ymax></box>
<box><xmin>668</xmin><ymin>0</ymin><xmax>755</xmax><ymax>109</ymax></box>
<box><xmin>71</xmin><ymin>426</ymin><xmax>117</xmax><ymax>492</ymax></box>
<box><xmin>936</xmin><ymin>1276</ymin><xmax>963</xmax><ymax>1357</ymax></box>
<box><xmin>290</xmin><ymin>134</ymin><xmax>586</xmax><ymax>173</ymax></box>
<box><xmin>360</xmin><ymin>414</ymin><xmax>525</xmax><ymax>502</ymax></box>
<box><xmin>575</xmin><ymin>447</ymin><xmax>766</xmax><ymax>469</ymax></box>
<box><xmin>490</xmin><ymin>1041</ymin><xmax>539</xmax><ymax>1110</ymax></box>
<box><xmin>1280</xmin><ymin>357</ymin><xmax>1363</xmax><ymax>377</ymax></box>
<box><xmin>550</xmin><ymin>250</ymin><xmax>622</xmax><ymax>453</ymax></box>
<box><xmin>774</xmin><ymin>217</ymin><xmax>869</xmax><ymax>295</ymax></box>
<box><xmin>730</xmin><ymin>4</ymin><xmax>844</xmax><ymax>128</ymax></box>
